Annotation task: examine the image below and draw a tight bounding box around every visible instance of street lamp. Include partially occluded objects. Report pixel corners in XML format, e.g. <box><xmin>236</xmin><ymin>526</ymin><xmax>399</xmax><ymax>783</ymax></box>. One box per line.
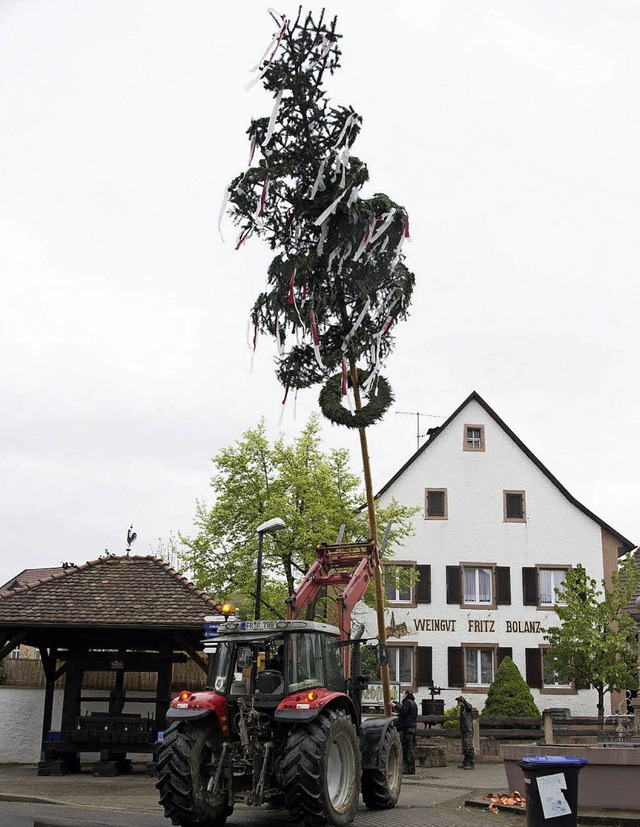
<box><xmin>255</xmin><ymin>518</ymin><xmax>287</xmax><ymax>620</ymax></box>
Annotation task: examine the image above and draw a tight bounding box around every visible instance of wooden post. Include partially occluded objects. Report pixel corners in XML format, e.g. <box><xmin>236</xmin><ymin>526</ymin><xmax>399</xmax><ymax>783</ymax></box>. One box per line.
<box><xmin>543</xmin><ymin>709</ymin><xmax>555</xmax><ymax>744</ymax></box>
<box><xmin>39</xmin><ymin>647</ymin><xmax>57</xmax><ymax>756</ymax></box>
<box><xmin>155</xmin><ymin>643</ymin><xmax>174</xmax><ymax>736</ymax></box>
<box><xmin>472</xmin><ymin>708</ymin><xmax>480</xmax><ymax>755</ymax></box>
<box><xmin>349</xmin><ymin>364</ymin><xmax>392</xmax><ymax>717</ymax></box>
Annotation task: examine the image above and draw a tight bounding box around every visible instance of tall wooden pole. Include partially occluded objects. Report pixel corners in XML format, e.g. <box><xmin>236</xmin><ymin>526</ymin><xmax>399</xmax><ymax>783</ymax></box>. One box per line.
<box><xmin>350</xmin><ymin>364</ymin><xmax>393</xmax><ymax>717</ymax></box>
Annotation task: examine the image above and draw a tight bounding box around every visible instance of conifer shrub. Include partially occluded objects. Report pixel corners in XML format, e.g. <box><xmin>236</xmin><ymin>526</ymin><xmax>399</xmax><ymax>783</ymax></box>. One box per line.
<box><xmin>481</xmin><ymin>656</ymin><xmax>540</xmax><ymax>718</ymax></box>
<box><xmin>442</xmin><ymin>704</ymin><xmax>460</xmax><ymax>729</ymax></box>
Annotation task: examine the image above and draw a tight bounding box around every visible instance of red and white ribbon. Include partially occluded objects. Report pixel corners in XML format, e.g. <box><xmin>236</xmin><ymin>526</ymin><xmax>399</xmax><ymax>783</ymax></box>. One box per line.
<box><xmin>287</xmin><ymin>266</ymin><xmax>297</xmax><ymax>304</ymax></box>
<box><xmin>353</xmin><ymin>219</ymin><xmax>376</xmax><ymax>261</ymax></box>
<box><xmin>310</xmin><ymin>310</ymin><xmax>324</xmax><ymax>368</ymax></box>
<box><xmin>246</xmin><ymin>13</ymin><xmax>287</xmax><ymax>90</ymax></box>
<box><xmin>235</xmin><ymin>226</ymin><xmax>253</xmax><ymax>250</ymax></box>
<box><xmin>369</xmin><ymin>209</ymin><xmax>396</xmax><ymax>245</ymax></box>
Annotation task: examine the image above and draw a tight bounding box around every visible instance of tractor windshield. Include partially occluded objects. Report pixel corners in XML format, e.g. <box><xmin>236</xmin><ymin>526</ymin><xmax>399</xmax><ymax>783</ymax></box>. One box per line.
<box><xmin>208</xmin><ymin>631</ymin><xmax>344</xmax><ymax>696</ymax></box>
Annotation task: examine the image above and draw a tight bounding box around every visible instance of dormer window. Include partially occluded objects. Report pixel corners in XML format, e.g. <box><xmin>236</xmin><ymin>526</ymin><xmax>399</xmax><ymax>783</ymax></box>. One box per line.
<box><xmin>464</xmin><ymin>424</ymin><xmax>485</xmax><ymax>452</ymax></box>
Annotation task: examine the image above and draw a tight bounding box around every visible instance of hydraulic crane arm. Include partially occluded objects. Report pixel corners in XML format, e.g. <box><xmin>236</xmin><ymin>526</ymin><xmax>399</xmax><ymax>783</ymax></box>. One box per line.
<box><xmin>285</xmin><ymin>540</ymin><xmax>379</xmax><ymax>674</ymax></box>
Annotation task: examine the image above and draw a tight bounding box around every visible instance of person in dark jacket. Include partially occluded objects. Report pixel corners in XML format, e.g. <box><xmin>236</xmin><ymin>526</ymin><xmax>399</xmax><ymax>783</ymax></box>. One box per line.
<box><xmin>456</xmin><ymin>695</ymin><xmax>475</xmax><ymax>769</ymax></box>
<box><xmin>392</xmin><ymin>689</ymin><xmax>418</xmax><ymax>774</ymax></box>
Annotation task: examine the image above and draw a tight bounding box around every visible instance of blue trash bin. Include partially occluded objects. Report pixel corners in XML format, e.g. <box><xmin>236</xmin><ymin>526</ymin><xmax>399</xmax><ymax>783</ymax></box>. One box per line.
<box><xmin>518</xmin><ymin>755</ymin><xmax>588</xmax><ymax>827</ymax></box>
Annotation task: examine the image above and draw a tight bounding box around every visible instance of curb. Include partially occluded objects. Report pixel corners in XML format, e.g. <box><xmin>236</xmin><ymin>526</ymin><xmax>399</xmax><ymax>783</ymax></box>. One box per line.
<box><xmin>466</xmin><ymin>798</ymin><xmax>640</xmax><ymax>826</ymax></box>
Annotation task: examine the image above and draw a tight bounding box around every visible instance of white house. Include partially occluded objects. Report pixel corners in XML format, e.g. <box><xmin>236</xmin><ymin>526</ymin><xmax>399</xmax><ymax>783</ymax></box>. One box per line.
<box><xmin>357</xmin><ymin>391</ymin><xmax>636</xmax><ymax>716</ymax></box>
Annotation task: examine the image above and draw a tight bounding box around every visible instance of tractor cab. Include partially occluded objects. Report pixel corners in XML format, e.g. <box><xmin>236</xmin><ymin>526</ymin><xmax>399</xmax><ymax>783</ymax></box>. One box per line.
<box><xmin>205</xmin><ymin>619</ymin><xmax>346</xmax><ymax>705</ymax></box>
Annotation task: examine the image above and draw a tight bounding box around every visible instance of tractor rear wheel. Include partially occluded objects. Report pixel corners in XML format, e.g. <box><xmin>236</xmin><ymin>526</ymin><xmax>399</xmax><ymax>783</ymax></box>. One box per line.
<box><xmin>361</xmin><ymin>724</ymin><xmax>402</xmax><ymax>809</ymax></box>
<box><xmin>155</xmin><ymin>719</ymin><xmax>232</xmax><ymax>827</ymax></box>
<box><xmin>282</xmin><ymin>708</ymin><xmax>360</xmax><ymax>827</ymax></box>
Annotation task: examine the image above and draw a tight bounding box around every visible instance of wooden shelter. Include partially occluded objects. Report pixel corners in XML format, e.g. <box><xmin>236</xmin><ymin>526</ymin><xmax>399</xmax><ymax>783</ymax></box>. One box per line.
<box><xmin>0</xmin><ymin>555</ymin><xmax>219</xmax><ymax>775</ymax></box>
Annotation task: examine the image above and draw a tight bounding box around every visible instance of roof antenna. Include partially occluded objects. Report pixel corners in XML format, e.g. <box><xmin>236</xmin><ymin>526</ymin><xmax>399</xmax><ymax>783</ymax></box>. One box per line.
<box><xmin>126</xmin><ymin>524</ymin><xmax>137</xmax><ymax>555</ymax></box>
<box><xmin>396</xmin><ymin>410</ymin><xmax>444</xmax><ymax>451</ymax></box>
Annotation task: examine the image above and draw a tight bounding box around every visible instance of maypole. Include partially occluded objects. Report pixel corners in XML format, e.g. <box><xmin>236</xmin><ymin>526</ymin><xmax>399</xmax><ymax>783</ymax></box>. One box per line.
<box><xmin>223</xmin><ymin>9</ymin><xmax>416</xmax><ymax>716</ymax></box>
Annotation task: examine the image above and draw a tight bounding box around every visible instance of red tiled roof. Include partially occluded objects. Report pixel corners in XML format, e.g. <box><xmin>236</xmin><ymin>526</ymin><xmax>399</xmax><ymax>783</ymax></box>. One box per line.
<box><xmin>0</xmin><ymin>555</ymin><xmax>220</xmax><ymax>627</ymax></box>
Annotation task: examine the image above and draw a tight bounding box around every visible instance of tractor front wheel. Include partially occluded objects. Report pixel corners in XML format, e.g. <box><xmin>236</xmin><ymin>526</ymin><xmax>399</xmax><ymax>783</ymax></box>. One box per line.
<box><xmin>282</xmin><ymin>708</ymin><xmax>361</xmax><ymax>827</ymax></box>
<box><xmin>155</xmin><ymin>719</ymin><xmax>232</xmax><ymax>827</ymax></box>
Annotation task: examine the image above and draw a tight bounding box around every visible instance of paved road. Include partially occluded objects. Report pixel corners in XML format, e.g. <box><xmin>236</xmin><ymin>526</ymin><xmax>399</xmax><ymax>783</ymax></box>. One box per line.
<box><xmin>2</xmin><ymin>759</ymin><xmax>637</xmax><ymax>826</ymax></box>
<box><xmin>0</xmin><ymin>762</ymin><xmax>532</xmax><ymax>827</ymax></box>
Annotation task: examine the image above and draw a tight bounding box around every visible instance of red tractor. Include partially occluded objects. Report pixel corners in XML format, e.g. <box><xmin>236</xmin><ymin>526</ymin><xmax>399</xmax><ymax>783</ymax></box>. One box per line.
<box><xmin>156</xmin><ymin>540</ymin><xmax>402</xmax><ymax>827</ymax></box>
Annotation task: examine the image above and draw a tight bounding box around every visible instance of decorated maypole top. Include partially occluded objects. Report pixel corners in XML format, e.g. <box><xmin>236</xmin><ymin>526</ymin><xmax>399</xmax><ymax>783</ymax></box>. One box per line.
<box><xmin>223</xmin><ymin>8</ymin><xmax>415</xmax><ymax>423</ymax></box>
<box><xmin>223</xmin><ymin>8</ymin><xmax>416</xmax><ymax>716</ymax></box>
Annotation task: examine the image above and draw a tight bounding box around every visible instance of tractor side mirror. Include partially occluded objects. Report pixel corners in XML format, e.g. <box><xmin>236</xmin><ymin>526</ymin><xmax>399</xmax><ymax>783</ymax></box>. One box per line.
<box><xmin>376</xmin><ymin>643</ymin><xmax>389</xmax><ymax>667</ymax></box>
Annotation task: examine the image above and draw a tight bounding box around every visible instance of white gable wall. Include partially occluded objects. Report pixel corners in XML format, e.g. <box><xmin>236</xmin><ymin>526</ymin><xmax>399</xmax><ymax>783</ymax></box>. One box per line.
<box><xmin>359</xmin><ymin>397</ymin><xmax>615</xmax><ymax>716</ymax></box>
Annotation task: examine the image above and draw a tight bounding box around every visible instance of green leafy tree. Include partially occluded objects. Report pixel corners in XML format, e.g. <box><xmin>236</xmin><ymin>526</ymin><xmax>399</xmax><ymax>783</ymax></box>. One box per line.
<box><xmin>179</xmin><ymin>415</ymin><xmax>416</xmax><ymax>619</ymax></box>
<box><xmin>543</xmin><ymin>556</ymin><xmax>640</xmax><ymax>726</ymax></box>
<box><xmin>481</xmin><ymin>656</ymin><xmax>540</xmax><ymax>718</ymax></box>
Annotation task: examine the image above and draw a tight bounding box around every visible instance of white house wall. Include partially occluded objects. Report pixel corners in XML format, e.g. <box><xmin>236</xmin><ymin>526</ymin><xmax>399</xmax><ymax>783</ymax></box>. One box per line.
<box><xmin>359</xmin><ymin>397</ymin><xmax>616</xmax><ymax>717</ymax></box>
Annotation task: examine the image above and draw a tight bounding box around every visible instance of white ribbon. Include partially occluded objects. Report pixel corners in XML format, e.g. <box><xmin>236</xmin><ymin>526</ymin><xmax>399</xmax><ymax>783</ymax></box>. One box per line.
<box><xmin>341</xmin><ymin>299</ymin><xmax>371</xmax><ymax>352</ymax></box>
<box><xmin>314</xmin><ymin>187</ymin><xmax>349</xmax><ymax>226</ymax></box>
<box><xmin>264</xmin><ymin>89</ymin><xmax>284</xmax><ymax>146</ymax></box>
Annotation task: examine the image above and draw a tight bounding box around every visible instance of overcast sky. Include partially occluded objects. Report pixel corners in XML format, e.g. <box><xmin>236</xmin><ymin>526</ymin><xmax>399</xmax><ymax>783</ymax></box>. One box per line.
<box><xmin>1</xmin><ymin>1</ymin><xmax>638</xmax><ymax>589</ymax></box>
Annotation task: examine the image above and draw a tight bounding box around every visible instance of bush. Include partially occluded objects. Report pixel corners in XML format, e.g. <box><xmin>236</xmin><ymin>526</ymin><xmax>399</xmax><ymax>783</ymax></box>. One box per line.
<box><xmin>481</xmin><ymin>656</ymin><xmax>540</xmax><ymax>718</ymax></box>
<box><xmin>442</xmin><ymin>704</ymin><xmax>460</xmax><ymax>729</ymax></box>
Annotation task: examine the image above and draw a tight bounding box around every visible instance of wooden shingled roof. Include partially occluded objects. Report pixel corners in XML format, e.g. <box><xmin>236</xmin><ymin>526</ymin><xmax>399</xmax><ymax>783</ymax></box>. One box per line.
<box><xmin>0</xmin><ymin>555</ymin><xmax>220</xmax><ymax>629</ymax></box>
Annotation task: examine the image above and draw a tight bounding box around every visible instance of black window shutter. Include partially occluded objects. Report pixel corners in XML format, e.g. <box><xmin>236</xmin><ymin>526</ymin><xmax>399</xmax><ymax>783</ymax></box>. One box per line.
<box><xmin>506</xmin><ymin>492</ymin><xmax>524</xmax><ymax>518</ymax></box>
<box><xmin>417</xmin><ymin>647</ymin><xmax>433</xmax><ymax>686</ymax></box>
<box><xmin>525</xmin><ymin>648</ymin><xmax>542</xmax><ymax>688</ymax></box>
<box><xmin>448</xmin><ymin>647</ymin><xmax>464</xmax><ymax>687</ymax></box>
<box><xmin>575</xmin><ymin>674</ymin><xmax>591</xmax><ymax>690</ymax></box>
<box><xmin>496</xmin><ymin>567</ymin><xmax>511</xmax><ymax>605</ymax></box>
<box><xmin>497</xmin><ymin>647</ymin><xmax>513</xmax><ymax>667</ymax></box>
<box><xmin>446</xmin><ymin>566</ymin><xmax>461</xmax><ymax>605</ymax></box>
<box><xmin>428</xmin><ymin>490</ymin><xmax>445</xmax><ymax>517</ymax></box>
<box><xmin>416</xmin><ymin>565</ymin><xmax>431</xmax><ymax>604</ymax></box>
<box><xmin>522</xmin><ymin>567</ymin><xmax>538</xmax><ymax>606</ymax></box>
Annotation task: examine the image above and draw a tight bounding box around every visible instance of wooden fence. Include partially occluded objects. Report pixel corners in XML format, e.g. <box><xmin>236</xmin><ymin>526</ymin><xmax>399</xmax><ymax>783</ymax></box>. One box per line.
<box><xmin>1</xmin><ymin>657</ymin><xmax>207</xmax><ymax>692</ymax></box>
<box><xmin>416</xmin><ymin>710</ymin><xmax>638</xmax><ymax>755</ymax></box>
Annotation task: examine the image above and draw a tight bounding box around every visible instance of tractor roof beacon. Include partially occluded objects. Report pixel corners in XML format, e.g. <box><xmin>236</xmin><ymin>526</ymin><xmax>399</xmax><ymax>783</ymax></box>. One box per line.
<box><xmin>155</xmin><ymin>539</ymin><xmax>403</xmax><ymax>827</ymax></box>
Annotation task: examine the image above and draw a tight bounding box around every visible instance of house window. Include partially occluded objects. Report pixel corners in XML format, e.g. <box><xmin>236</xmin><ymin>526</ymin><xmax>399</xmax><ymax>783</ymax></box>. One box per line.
<box><xmin>464</xmin><ymin>424</ymin><xmax>485</xmax><ymax>452</ymax></box>
<box><xmin>425</xmin><ymin>488</ymin><xmax>447</xmax><ymax>519</ymax></box>
<box><xmin>526</xmin><ymin>647</ymin><xmax>575</xmax><ymax>693</ymax></box>
<box><xmin>539</xmin><ymin>568</ymin><xmax>568</xmax><ymax>606</ymax></box>
<box><xmin>448</xmin><ymin>565</ymin><xmax>511</xmax><ymax>606</ymax></box>
<box><xmin>388</xmin><ymin>646</ymin><xmax>413</xmax><ymax>686</ymax></box>
<box><xmin>522</xmin><ymin>566</ymin><xmax>570</xmax><ymax>607</ymax></box>
<box><xmin>504</xmin><ymin>490</ymin><xmax>526</xmax><ymax>522</ymax></box>
<box><xmin>465</xmin><ymin>646</ymin><xmax>494</xmax><ymax>686</ymax></box>
<box><xmin>463</xmin><ymin>565</ymin><xmax>493</xmax><ymax>605</ymax></box>
<box><xmin>543</xmin><ymin>651</ymin><xmax>573</xmax><ymax>689</ymax></box>
<box><xmin>384</xmin><ymin>564</ymin><xmax>414</xmax><ymax>605</ymax></box>
<box><xmin>9</xmin><ymin>647</ymin><xmax>20</xmax><ymax>660</ymax></box>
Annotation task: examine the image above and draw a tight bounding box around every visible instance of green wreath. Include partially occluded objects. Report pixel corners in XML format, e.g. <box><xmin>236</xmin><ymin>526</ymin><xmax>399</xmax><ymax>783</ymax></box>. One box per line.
<box><xmin>319</xmin><ymin>369</ymin><xmax>394</xmax><ymax>429</ymax></box>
